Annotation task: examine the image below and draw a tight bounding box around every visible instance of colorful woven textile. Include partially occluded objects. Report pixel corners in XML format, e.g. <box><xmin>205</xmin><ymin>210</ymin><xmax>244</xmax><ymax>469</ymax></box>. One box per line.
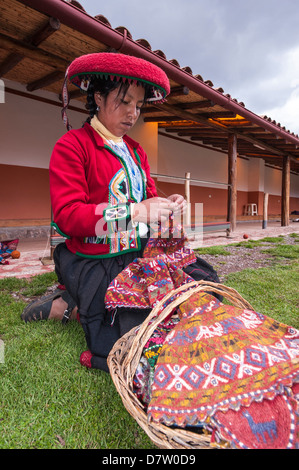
<box><xmin>0</xmin><ymin>239</ymin><xmax>19</xmax><ymax>264</ymax></box>
<box><xmin>210</xmin><ymin>383</ymin><xmax>299</xmax><ymax>449</ymax></box>
<box><xmin>147</xmin><ymin>291</ymin><xmax>299</xmax><ymax>448</ymax></box>
<box><xmin>142</xmin><ymin>224</ymin><xmax>192</xmax><ymax>260</ymax></box>
<box><xmin>133</xmin><ymin>316</ymin><xmax>180</xmax><ymax>405</ymax></box>
<box><xmin>105</xmin><ymin>225</ymin><xmax>196</xmax><ymax>310</ymax></box>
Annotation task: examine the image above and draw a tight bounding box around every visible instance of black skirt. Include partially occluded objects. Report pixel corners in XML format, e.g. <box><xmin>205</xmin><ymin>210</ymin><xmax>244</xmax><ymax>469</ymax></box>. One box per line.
<box><xmin>53</xmin><ymin>240</ymin><xmax>221</xmax><ymax>372</ymax></box>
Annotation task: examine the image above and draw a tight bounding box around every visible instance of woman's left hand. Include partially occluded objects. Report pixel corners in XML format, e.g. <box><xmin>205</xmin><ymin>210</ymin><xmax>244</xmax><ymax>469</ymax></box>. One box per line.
<box><xmin>167</xmin><ymin>194</ymin><xmax>187</xmax><ymax>214</ymax></box>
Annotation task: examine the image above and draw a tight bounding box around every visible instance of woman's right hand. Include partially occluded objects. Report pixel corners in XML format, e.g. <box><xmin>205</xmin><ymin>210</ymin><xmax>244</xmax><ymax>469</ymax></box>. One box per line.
<box><xmin>132</xmin><ymin>197</ymin><xmax>177</xmax><ymax>225</ymax></box>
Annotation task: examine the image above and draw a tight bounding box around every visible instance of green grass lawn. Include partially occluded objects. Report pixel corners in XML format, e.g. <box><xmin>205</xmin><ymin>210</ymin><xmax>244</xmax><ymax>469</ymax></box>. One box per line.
<box><xmin>0</xmin><ymin>236</ymin><xmax>298</xmax><ymax>449</ymax></box>
<box><xmin>0</xmin><ymin>273</ymin><xmax>155</xmax><ymax>449</ymax></box>
<box><xmin>225</xmin><ymin>264</ymin><xmax>299</xmax><ymax>328</ymax></box>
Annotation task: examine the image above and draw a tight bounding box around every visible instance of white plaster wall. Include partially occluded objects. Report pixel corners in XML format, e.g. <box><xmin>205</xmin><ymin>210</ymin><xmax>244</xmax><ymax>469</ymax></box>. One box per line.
<box><xmin>158</xmin><ymin>134</ymin><xmax>227</xmax><ymax>187</ymax></box>
<box><xmin>264</xmin><ymin>165</ymin><xmax>299</xmax><ymax>198</ymax></box>
<box><xmin>0</xmin><ymin>79</ymin><xmax>158</xmax><ymax>172</ymax></box>
<box><xmin>158</xmin><ymin>135</ymin><xmax>299</xmax><ymax>198</ymax></box>
<box><xmin>247</xmin><ymin>158</ymin><xmax>265</xmax><ymax>192</ymax></box>
<box><xmin>264</xmin><ymin>166</ymin><xmax>282</xmax><ymax>196</ymax></box>
<box><xmin>291</xmin><ymin>173</ymin><xmax>299</xmax><ymax>197</ymax></box>
<box><xmin>236</xmin><ymin>158</ymin><xmax>250</xmax><ymax>191</ymax></box>
<box><xmin>1</xmin><ymin>79</ymin><xmax>298</xmax><ymax>199</ymax></box>
<box><xmin>127</xmin><ymin>119</ymin><xmax>158</xmax><ymax>172</ymax></box>
<box><xmin>0</xmin><ymin>79</ymin><xmax>87</xmax><ymax>169</ymax></box>
<box><xmin>158</xmin><ymin>134</ymin><xmax>252</xmax><ymax>191</ymax></box>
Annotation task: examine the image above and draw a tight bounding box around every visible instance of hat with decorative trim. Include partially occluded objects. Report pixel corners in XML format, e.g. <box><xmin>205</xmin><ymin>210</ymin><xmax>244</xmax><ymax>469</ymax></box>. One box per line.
<box><xmin>61</xmin><ymin>52</ymin><xmax>170</xmax><ymax>130</ymax></box>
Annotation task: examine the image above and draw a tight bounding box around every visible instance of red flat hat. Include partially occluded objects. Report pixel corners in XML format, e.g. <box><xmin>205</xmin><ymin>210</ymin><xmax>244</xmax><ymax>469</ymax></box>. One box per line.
<box><xmin>67</xmin><ymin>52</ymin><xmax>170</xmax><ymax>102</ymax></box>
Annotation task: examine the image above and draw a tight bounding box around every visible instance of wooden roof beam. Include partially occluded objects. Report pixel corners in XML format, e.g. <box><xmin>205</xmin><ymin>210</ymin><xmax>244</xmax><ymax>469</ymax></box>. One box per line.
<box><xmin>0</xmin><ymin>18</ymin><xmax>60</xmax><ymax>78</ymax></box>
<box><xmin>238</xmin><ymin>133</ymin><xmax>286</xmax><ymax>157</ymax></box>
<box><xmin>260</xmin><ymin>138</ymin><xmax>298</xmax><ymax>146</ymax></box>
<box><xmin>236</xmin><ymin>127</ymin><xmax>271</xmax><ymax>134</ymax></box>
<box><xmin>153</xmin><ymin>102</ymin><xmax>228</xmax><ymax>130</ymax></box>
<box><xmin>178</xmin><ymin>131</ymin><xmax>227</xmax><ymax>137</ymax></box>
<box><xmin>0</xmin><ymin>53</ymin><xmax>24</xmax><ymax>78</ymax></box>
<box><xmin>142</xmin><ymin>107</ymin><xmax>231</xmax><ymax>118</ymax></box>
<box><xmin>201</xmin><ymin>111</ymin><xmax>237</xmax><ymax>118</ymax></box>
<box><xmin>168</xmin><ymin>86</ymin><xmax>189</xmax><ymax>97</ymax></box>
<box><xmin>153</xmin><ymin>102</ymin><xmax>289</xmax><ymax>157</ymax></box>
<box><xmin>0</xmin><ymin>31</ymin><xmax>67</xmax><ymax>71</ymax></box>
<box><xmin>27</xmin><ymin>70</ymin><xmax>65</xmax><ymax>92</ymax></box>
<box><xmin>200</xmin><ymin>138</ymin><xmax>230</xmax><ymax>143</ymax></box>
<box><xmin>162</xmin><ymin>124</ymin><xmax>210</xmax><ymax>131</ymax></box>
<box><xmin>216</xmin><ymin>120</ymin><xmax>251</xmax><ymax>127</ymax></box>
<box><xmin>28</xmin><ymin>17</ymin><xmax>61</xmax><ymax>47</ymax></box>
<box><xmin>25</xmin><ymin>17</ymin><xmax>62</xmax><ymax>92</ymax></box>
<box><xmin>194</xmin><ymin>136</ymin><xmax>297</xmax><ymax>159</ymax></box>
<box><xmin>143</xmin><ymin>115</ymin><xmax>189</xmax><ymax>123</ymax></box>
<box><xmin>178</xmin><ymin>99</ymin><xmax>215</xmax><ymax>110</ymax></box>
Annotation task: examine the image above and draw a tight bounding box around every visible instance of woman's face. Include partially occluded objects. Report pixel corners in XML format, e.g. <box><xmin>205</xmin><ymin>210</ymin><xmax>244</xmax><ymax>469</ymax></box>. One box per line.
<box><xmin>94</xmin><ymin>83</ymin><xmax>145</xmax><ymax>137</ymax></box>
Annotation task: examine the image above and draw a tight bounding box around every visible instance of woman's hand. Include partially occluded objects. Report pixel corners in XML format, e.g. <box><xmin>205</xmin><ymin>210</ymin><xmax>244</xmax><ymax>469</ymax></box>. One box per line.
<box><xmin>167</xmin><ymin>194</ymin><xmax>187</xmax><ymax>214</ymax></box>
<box><xmin>132</xmin><ymin>197</ymin><xmax>177</xmax><ymax>225</ymax></box>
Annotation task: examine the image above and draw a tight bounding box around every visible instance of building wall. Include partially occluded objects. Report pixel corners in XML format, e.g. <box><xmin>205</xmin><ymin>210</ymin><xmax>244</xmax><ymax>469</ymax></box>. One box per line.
<box><xmin>0</xmin><ymin>164</ymin><xmax>50</xmax><ymax>225</ymax></box>
<box><xmin>0</xmin><ymin>80</ymin><xmax>86</xmax><ymax>226</ymax></box>
<box><xmin>157</xmin><ymin>133</ymin><xmax>249</xmax><ymax>220</ymax></box>
<box><xmin>0</xmin><ymin>79</ymin><xmax>298</xmax><ymax>229</ymax></box>
<box><xmin>157</xmin><ymin>133</ymin><xmax>299</xmax><ymax>220</ymax></box>
<box><xmin>0</xmin><ymin>80</ymin><xmax>159</xmax><ymax>227</ymax></box>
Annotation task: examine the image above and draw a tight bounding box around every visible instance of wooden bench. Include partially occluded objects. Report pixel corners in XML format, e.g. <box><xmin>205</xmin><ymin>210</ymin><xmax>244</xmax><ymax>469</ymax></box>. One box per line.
<box><xmin>185</xmin><ymin>221</ymin><xmax>231</xmax><ymax>238</ymax></box>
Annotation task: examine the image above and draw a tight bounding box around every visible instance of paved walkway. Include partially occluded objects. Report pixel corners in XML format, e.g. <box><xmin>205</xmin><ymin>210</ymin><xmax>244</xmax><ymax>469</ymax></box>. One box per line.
<box><xmin>0</xmin><ymin>221</ymin><xmax>298</xmax><ymax>279</ymax></box>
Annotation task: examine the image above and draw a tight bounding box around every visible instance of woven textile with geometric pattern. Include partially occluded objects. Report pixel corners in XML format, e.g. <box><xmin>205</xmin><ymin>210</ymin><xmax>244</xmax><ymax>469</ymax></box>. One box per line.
<box><xmin>105</xmin><ymin>225</ymin><xmax>196</xmax><ymax>310</ymax></box>
<box><xmin>147</xmin><ymin>292</ymin><xmax>299</xmax><ymax>448</ymax></box>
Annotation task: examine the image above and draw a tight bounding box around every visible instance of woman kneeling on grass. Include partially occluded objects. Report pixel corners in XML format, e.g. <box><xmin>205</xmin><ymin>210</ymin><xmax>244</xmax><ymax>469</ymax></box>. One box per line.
<box><xmin>21</xmin><ymin>52</ymin><xmax>220</xmax><ymax>372</ymax></box>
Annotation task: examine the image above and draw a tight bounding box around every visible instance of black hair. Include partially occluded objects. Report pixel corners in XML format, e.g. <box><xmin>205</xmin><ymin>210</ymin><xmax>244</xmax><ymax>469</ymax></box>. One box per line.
<box><xmin>84</xmin><ymin>76</ymin><xmax>153</xmax><ymax>124</ymax></box>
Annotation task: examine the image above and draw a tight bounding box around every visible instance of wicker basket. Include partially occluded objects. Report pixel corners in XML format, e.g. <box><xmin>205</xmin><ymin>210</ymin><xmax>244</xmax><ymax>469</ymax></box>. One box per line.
<box><xmin>107</xmin><ymin>280</ymin><xmax>254</xmax><ymax>449</ymax></box>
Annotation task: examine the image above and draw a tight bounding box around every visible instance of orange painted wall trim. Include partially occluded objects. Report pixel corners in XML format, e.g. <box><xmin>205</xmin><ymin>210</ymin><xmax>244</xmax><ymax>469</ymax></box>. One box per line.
<box><xmin>1</xmin><ymin>166</ymin><xmax>298</xmax><ymax>227</ymax></box>
<box><xmin>0</xmin><ymin>164</ymin><xmax>51</xmax><ymax>223</ymax></box>
<box><xmin>155</xmin><ymin>180</ymin><xmax>299</xmax><ymax>219</ymax></box>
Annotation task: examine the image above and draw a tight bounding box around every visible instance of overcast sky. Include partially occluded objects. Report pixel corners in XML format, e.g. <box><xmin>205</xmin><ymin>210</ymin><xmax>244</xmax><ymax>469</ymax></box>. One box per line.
<box><xmin>78</xmin><ymin>0</ymin><xmax>299</xmax><ymax>134</ymax></box>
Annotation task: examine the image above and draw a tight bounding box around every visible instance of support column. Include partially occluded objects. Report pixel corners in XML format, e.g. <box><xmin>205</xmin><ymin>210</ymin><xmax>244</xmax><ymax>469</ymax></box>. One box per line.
<box><xmin>227</xmin><ymin>134</ymin><xmax>237</xmax><ymax>232</ymax></box>
<box><xmin>281</xmin><ymin>155</ymin><xmax>290</xmax><ymax>226</ymax></box>
<box><xmin>262</xmin><ymin>193</ymin><xmax>269</xmax><ymax>229</ymax></box>
<box><xmin>184</xmin><ymin>172</ymin><xmax>191</xmax><ymax>226</ymax></box>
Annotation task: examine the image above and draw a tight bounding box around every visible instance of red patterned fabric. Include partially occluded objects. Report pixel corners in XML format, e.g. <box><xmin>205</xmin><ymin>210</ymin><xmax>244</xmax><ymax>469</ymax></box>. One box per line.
<box><xmin>105</xmin><ymin>259</ymin><xmax>193</xmax><ymax>310</ymax></box>
<box><xmin>105</xmin><ymin>225</ymin><xmax>196</xmax><ymax>310</ymax></box>
<box><xmin>134</xmin><ymin>317</ymin><xmax>180</xmax><ymax>406</ymax></box>
<box><xmin>147</xmin><ymin>292</ymin><xmax>299</xmax><ymax>448</ymax></box>
<box><xmin>0</xmin><ymin>239</ymin><xmax>19</xmax><ymax>264</ymax></box>
<box><xmin>211</xmin><ymin>387</ymin><xmax>299</xmax><ymax>449</ymax></box>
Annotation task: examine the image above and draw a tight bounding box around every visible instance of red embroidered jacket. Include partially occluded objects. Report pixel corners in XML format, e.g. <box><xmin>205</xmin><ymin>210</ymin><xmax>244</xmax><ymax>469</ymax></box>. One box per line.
<box><xmin>49</xmin><ymin>123</ymin><xmax>157</xmax><ymax>258</ymax></box>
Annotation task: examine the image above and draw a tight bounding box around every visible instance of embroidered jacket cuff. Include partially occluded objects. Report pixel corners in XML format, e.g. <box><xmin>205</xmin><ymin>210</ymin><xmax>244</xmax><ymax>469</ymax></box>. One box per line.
<box><xmin>103</xmin><ymin>203</ymin><xmax>133</xmax><ymax>233</ymax></box>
